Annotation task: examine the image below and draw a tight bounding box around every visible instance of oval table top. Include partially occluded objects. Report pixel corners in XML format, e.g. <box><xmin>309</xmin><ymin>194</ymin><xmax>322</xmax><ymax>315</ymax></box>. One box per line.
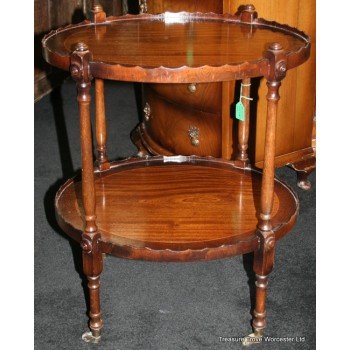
<box><xmin>55</xmin><ymin>157</ymin><xmax>299</xmax><ymax>261</ymax></box>
<box><xmin>42</xmin><ymin>12</ymin><xmax>310</xmax><ymax>83</ymax></box>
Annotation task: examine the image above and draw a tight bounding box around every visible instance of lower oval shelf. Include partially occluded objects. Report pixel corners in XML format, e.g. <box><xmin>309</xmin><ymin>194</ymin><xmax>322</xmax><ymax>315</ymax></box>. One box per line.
<box><xmin>55</xmin><ymin>156</ymin><xmax>299</xmax><ymax>262</ymax></box>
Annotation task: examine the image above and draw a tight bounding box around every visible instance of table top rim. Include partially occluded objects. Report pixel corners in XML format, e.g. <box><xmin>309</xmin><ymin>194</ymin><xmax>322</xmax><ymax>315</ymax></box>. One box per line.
<box><xmin>55</xmin><ymin>156</ymin><xmax>299</xmax><ymax>262</ymax></box>
<box><xmin>42</xmin><ymin>12</ymin><xmax>311</xmax><ymax>83</ymax></box>
<box><xmin>43</xmin><ymin>12</ymin><xmax>311</xmax><ymax>46</ymax></box>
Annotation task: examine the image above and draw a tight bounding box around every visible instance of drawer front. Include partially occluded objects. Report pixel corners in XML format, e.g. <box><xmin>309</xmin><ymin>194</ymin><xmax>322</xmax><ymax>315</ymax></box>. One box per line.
<box><xmin>147</xmin><ymin>83</ymin><xmax>222</xmax><ymax>114</ymax></box>
<box><xmin>143</xmin><ymin>89</ymin><xmax>221</xmax><ymax>157</ymax></box>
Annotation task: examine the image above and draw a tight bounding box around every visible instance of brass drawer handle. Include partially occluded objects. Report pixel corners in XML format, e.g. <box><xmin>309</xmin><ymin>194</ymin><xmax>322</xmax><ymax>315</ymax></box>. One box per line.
<box><xmin>139</xmin><ymin>0</ymin><xmax>148</xmax><ymax>13</ymax></box>
<box><xmin>188</xmin><ymin>126</ymin><xmax>200</xmax><ymax>146</ymax></box>
<box><xmin>143</xmin><ymin>102</ymin><xmax>151</xmax><ymax>121</ymax></box>
<box><xmin>187</xmin><ymin>83</ymin><xmax>197</xmax><ymax>93</ymax></box>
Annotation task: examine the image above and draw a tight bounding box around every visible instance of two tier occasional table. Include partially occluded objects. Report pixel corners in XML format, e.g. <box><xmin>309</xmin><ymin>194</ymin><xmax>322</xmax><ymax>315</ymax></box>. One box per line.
<box><xmin>42</xmin><ymin>4</ymin><xmax>310</xmax><ymax>345</ymax></box>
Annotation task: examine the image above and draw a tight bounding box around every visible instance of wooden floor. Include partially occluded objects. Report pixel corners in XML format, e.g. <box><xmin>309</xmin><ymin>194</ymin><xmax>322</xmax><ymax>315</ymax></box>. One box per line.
<box><xmin>56</xmin><ymin>159</ymin><xmax>298</xmax><ymax>254</ymax></box>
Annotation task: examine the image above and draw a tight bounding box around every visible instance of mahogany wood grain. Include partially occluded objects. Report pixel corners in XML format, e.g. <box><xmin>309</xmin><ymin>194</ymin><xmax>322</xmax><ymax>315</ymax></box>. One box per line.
<box><xmin>145</xmin><ymin>0</ymin><xmax>223</xmax><ymax>14</ymax></box>
<box><xmin>220</xmin><ymin>1</ymin><xmax>235</xmax><ymax>161</ymax></box>
<box><xmin>42</xmin><ymin>7</ymin><xmax>310</xmax><ymax>341</ymax></box>
<box><xmin>221</xmin><ymin>80</ymin><xmax>234</xmax><ymax>159</ymax></box>
<box><xmin>133</xmin><ymin>0</ymin><xmax>315</xmax><ymax>190</ymax></box>
<box><xmin>71</xmin><ymin>43</ymin><xmax>103</xmax><ymax>340</ymax></box>
<box><xmin>42</xmin><ymin>13</ymin><xmax>310</xmax><ymax>83</ymax></box>
<box><xmin>91</xmin><ymin>4</ymin><xmax>110</xmax><ymax>173</ymax></box>
<box><xmin>133</xmin><ymin>82</ymin><xmax>222</xmax><ymax>157</ymax></box>
<box><xmin>141</xmin><ymin>86</ymin><xmax>222</xmax><ymax>157</ymax></box>
<box><xmin>55</xmin><ymin>157</ymin><xmax>298</xmax><ymax>262</ymax></box>
<box><xmin>95</xmin><ymin>78</ymin><xmax>110</xmax><ymax>170</ymax></box>
<box><xmin>142</xmin><ymin>0</ymin><xmax>224</xmax><ymax>159</ymax></box>
<box><xmin>251</xmin><ymin>42</ymin><xmax>287</xmax><ymax>335</ymax></box>
<box><xmin>235</xmin><ymin>78</ymin><xmax>251</xmax><ymax>167</ymax></box>
<box><xmin>143</xmin><ymin>82</ymin><xmax>222</xmax><ymax>114</ymax></box>
<box><xmin>230</xmin><ymin>0</ymin><xmax>316</xmax><ymax>170</ymax></box>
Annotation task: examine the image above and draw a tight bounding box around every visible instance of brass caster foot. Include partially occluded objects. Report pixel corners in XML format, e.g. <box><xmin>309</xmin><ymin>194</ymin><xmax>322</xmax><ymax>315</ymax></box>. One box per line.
<box><xmin>297</xmin><ymin>178</ymin><xmax>312</xmax><ymax>191</ymax></box>
<box><xmin>242</xmin><ymin>332</ymin><xmax>263</xmax><ymax>347</ymax></box>
<box><xmin>82</xmin><ymin>331</ymin><xmax>101</xmax><ymax>344</ymax></box>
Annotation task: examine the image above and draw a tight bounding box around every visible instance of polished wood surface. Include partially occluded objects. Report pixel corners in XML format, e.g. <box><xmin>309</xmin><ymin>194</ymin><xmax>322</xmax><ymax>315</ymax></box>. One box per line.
<box><xmin>42</xmin><ymin>6</ymin><xmax>309</xmax><ymax>342</ymax></box>
<box><xmin>42</xmin><ymin>12</ymin><xmax>310</xmax><ymax>83</ymax></box>
<box><xmin>136</xmin><ymin>0</ymin><xmax>225</xmax><ymax>159</ymax></box>
<box><xmin>71</xmin><ymin>43</ymin><xmax>103</xmax><ymax>340</ymax></box>
<box><xmin>133</xmin><ymin>0</ymin><xmax>315</xmax><ymax>190</ymax></box>
<box><xmin>44</xmin><ymin>14</ymin><xmax>306</xmax><ymax>67</ymax></box>
<box><xmin>55</xmin><ymin>157</ymin><xmax>298</xmax><ymax>260</ymax></box>
<box><xmin>144</xmin><ymin>0</ymin><xmax>223</xmax><ymax>13</ymax></box>
<box><xmin>95</xmin><ymin>78</ymin><xmax>110</xmax><ymax>170</ymax></box>
<box><xmin>240</xmin><ymin>0</ymin><xmax>316</xmax><ymax>170</ymax></box>
<box><xmin>235</xmin><ymin>78</ymin><xmax>251</xmax><ymax>167</ymax></box>
<box><xmin>140</xmin><ymin>86</ymin><xmax>222</xmax><ymax>156</ymax></box>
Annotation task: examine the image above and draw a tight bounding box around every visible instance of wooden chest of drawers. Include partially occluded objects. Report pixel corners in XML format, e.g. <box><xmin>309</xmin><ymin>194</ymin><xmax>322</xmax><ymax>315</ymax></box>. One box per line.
<box><xmin>131</xmin><ymin>0</ymin><xmax>316</xmax><ymax>189</ymax></box>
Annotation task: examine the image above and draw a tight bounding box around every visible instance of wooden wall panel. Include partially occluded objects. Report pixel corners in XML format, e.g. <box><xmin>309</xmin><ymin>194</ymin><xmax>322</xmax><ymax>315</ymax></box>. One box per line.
<box><xmin>294</xmin><ymin>0</ymin><xmax>316</xmax><ymax>151</ymax></box>
<box><xmin>230</xmin><ymin>0</ymin><xmax>315</xmax><ymax>166</ymax></box>
<box><xmin>133</xmin><ymin>1</ymin><xmax>315</xmax><ymax>172</ymax></box>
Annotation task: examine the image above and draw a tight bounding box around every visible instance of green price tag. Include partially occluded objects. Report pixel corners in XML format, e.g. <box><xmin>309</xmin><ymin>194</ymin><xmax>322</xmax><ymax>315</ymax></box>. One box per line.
<box><xmin>235</xmin><ymin>101</ymin><xmax>245</xmax><ymax>121</ymax></box>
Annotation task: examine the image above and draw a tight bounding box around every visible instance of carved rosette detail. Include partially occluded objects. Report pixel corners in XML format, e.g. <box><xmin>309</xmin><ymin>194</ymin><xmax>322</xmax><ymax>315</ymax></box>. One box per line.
<box><xmin>264</xmin><ymin>42</ymin><xmax>288</xmax><ymax>83</ymax></box>
<box><xmin>81</xmin><ymin>234</ymin><xmax>101</xmax><ymax>255</ymax></box>
<box><xmin>70</xmin><ymin>64</ymin><xmax>81</xmax><ymax>80</ymax></box>
<box><xmin>275</xmin><ymin>60</ymin><xmax>287</xmax><ymax>80</ymax></box>
<box><xmin>70</xmin><ymin>43</ymin><xmax>92</xmax><ymax>85</ymax></box>
<box><xmin>264</xmin><ymin>235</ymin><xmax>275</xmax><ymax>250</ymax></box>
<box><xmin>256</xmin><ymin>230</ymin><xmax>275</xmax><ymax>253</ymax></box>
<box><xmin>81</xmin><ymin>237</ymin><xmax>93</xmax><ymax>253</ymax></box>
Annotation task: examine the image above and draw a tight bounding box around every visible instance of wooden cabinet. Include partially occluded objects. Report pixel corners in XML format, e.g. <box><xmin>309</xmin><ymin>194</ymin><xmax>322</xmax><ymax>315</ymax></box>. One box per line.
<box><xmin>131</xmin><ymin>0</ymin><xmax>316</xmax><ymax>188</ymax></box>
<box><xmin>142</xmin><ymin>83</ymin><xmax>222</xmax><ymax>156</ymax></box>
<box><xmin>230</xmin><ymin>0</ymin><xmax>316</xmax><ymax>171</ymax></box>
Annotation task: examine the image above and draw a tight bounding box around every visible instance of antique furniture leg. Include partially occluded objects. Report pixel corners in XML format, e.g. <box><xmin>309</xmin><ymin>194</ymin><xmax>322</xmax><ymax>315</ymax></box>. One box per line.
<box><xmin>70</xmin><ymin>43</ymin><xmax>103</xmax><ymax>343</ymax></box>
<box><xmin>234</xmin><ymin>78</ymin><xmax>251</xmax><ymax>168</ymax></box>
<box><xmin>243</xmin><ymin>43</ymin><xmax>286</xmax><ymax>345</ymax></box>
<box><xmin>95</xmin><ymin>78</ymin><xmax>110</xmax><ymax>170</ymax></box>
<box><xmin>296</xmin><ymin>169</ymin><xmax>313</xmax><ymax>190</ymax></box>
<box><xmin>288</xmin><ymin>155</ymin><xmax>316</xmax><ymax>190</ymax></box>
<box><xmin>91</xmin><ymin>3</ymin><xmax>110</xmax><ymax>171</ymax></box>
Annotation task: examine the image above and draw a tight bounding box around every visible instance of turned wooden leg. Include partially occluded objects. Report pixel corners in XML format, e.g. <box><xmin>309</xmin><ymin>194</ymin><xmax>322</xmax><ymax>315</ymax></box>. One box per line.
<box><xmin>95</xmin><ymin>78</ymin><xmax>110</xmax><ymax>170</ymax></box>
<box><xmin>82</xmin><ymin>252</ymin><xmax>103</xmax><ymax>343</ymax></box>
<box><xmin>71</xmin><ymin>42</ymin><xmax>103</xmax><ymax>343</ymax></box>
<box><xmin>243</xmin><ymin>42</ymin><xmax>286</xmax><ymax>346</ymax></box>
<box><xmin>245</xmin><ymin>76</ymin><xmax>279</xmax><ymax>341</ymax></box>
<box><xmin>81</xmin><ymin>233</ymin><xmax>103</xmax><ymax>343</ymax></box>
<box><xmin>252</xmin><ymin>231</ymin><xmax>275</xmax><ymax>335</ymax></box>
<box><xmin>91</xmin><ymin>5</ymin><xmax>109</xmax><ymax>171</ymax></box>
<box><xmin>235</xmin><ymin>78</ymin><xmax>251</xmax><ymax>168</ymax></box>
